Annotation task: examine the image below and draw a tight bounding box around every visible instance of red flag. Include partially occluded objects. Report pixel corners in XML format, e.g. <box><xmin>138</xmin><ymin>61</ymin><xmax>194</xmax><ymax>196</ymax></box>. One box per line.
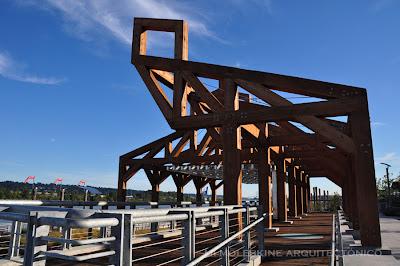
<box><xmin>54</xmin><ymin>177</ymin><xmax>63</xmax><ymax>184</ymax></box>
<box><xmin>78</xmin><ymin>180</ymin><xmax>86</xmax><ymax>186</ymax></box>
<box><xmin>24</xmin><ymin>176</ymin><xmax>35</xmax><ymax>183</ymax></box>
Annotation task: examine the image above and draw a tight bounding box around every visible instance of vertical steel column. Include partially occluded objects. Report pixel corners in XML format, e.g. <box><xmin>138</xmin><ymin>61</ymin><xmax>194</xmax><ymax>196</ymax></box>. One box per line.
<box><xmin>243</xmin><ymin>206</ymin><xmax>251</xmax><ymax>262</ymax></box>
<box><xmin>31</xmin><ymin>187</ymin><xmax>37</xmax><ymax>200</ymax></box>
<box><xmin>84</xmin><ymin>189</ymin><xmax>89</xmax><ymax>202</ymax></box>
<box><xmin>8</xmin><ymin>221</ymin><xmax>21</xmax><ymax>258</ymax></box>
<box><xmin>256</xmin><ymin>206</ymin><xmax>265</xmax><ymax>259</ymax></box>
<box><xmin>100</xmin><ymin>205</ymin><xmax>109</xmax><ymax>238</ymax></box>
<box><xmin>24</xmin><ymin>211</ymin><xmax>51</xmax><ymax>266</ymax></box>
<box><xmin>59</xmin><ymin>188</ymin><xmax>65</xmax><ymax>201</ymax></box>
<box><xmin>306</xmin><ymin>176</ymin><xmax>311</xmax><ymax>212</ymax></box>
<box><xmin>109</xmin><ymin>213</ymin><xmax>124</xmax><ymax>266</ymax></box>
<box><xmin>220</xmin><ymin>208</ymin><xmax>230</xmax><ymax>266</ymax></box>
<box><xmin>182</xmin><ymin>210</ymin><xmax>196</xmax><ymax>265</ymax></box>
<box><xmin>122</xmin><ymin>213</ymin><xmax>132</xmax><ymax>266</ymax></box>
<box><xmin>62</xmin><ymin>227</ymin><xmax>72</xmax><ymax>249</ymax></box>
<box><xmin>24</xmin><ymin>214</ymin><xmax>36</xmax><ymax>265</ymax></box>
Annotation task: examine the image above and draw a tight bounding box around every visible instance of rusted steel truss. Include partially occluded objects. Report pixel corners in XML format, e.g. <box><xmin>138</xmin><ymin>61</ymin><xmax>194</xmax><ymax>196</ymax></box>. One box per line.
<box><xmin>117</xmin><ymin>18</ymin><xmax>381</xmax><ymax>247</ymax></box>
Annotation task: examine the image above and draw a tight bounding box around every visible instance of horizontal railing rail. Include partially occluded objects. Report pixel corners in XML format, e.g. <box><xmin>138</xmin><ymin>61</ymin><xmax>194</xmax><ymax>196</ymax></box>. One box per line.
<box><xmin>38</xmin><ymin>217</ymin><xmax>119</xmax><ymax>228</ymax></box>
<box><xmin>41</xmin><ymin>236</ymin><xmax>116</xmax><ymax>245</ymax></box>
<box><xmin>0</xmin><ymin>199</ymin><xmax>213</xmax><ymax>208</ymax></box>
<box><xmin>0</xmin><ymin>212</ymin><xmax>29</xmax><ymax>223</ymax></box>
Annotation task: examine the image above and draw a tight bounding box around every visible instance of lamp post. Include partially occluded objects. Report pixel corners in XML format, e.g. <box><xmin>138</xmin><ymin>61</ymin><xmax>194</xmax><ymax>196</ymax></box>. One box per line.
<box><xmin>381</xmin><ymin>162</ymin><xmax>392</xmax><ymax>208</ymax></box>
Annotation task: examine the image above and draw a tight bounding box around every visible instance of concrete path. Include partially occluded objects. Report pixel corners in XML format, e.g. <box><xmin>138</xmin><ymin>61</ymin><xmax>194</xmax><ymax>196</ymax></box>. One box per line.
<box><xmin>380</xmin><ymin>213</ymin><xmax>400</xmax><ymax>261</ymax></box>
<box><xmin>344</xmin><ymin>213</ymin><xmax>400</xmax><ymax>265</ymax></box>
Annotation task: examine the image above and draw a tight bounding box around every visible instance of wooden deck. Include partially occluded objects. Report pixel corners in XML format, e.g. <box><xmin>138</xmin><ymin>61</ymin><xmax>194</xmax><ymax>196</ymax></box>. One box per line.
<box><xmin>262</xmin><ymin>212</ymin><xmax>333</xmax><ymax>265</ymax></box>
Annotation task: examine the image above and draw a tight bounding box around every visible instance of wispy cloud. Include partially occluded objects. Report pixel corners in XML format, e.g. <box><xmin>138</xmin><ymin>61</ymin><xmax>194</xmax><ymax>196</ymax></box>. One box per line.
<box><xmin>0</xmin><ymin>160</ymin><xmax>25</xmax><ymax>167</ymax></box>
<box><xmin>376</xmin><ymin>152</ymin><xmax>400</xmax><ymax>165</ymax></box>
<box><xmin>370</xmin><ymin>0</ymin><xmax>396</xmax><ymax>13</ymax></box>
<box><xmin>0</xmin><ymin>51</ymin><xmax>64</xmax><ymax>85</ymax></box>
<box><xmin>20</xmin><ymin>0</ymin><xmax>224</xmax><ymax>48</ymax></box>
<box><xmin>391</xmin><ymin>55</ymin><xmax>400</xmax><ymax>65</ymax></box>
<box><xmin>371</xmin><ymin>121</ymin><xmax>386</xmax><ymax>127</ymax></box>
<box><xmin>111</xmin><ymin>83</ymin><xmax>136</xmax><ymax>96</ymax></box>
<box><xmin>232</xmin><ymin>0</ymin><xmax>273</xmax><ymax>14</ymax></box>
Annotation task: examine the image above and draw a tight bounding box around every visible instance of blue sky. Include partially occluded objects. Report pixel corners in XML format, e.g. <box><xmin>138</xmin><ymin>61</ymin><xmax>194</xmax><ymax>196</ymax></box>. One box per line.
<box><xmin>1</xmin><ymin>0</ymin><xmax>399</xmax><ymax>197</ymax></box>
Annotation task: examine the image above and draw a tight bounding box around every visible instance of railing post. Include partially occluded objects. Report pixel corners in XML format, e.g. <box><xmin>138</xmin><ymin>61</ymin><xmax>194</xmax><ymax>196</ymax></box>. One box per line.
<box><xmin>220</xmin><ymin>208</ymin><xmax>230</xmax><ymax>266</ymax></box>
<box><xmin>84</xmin><ymin>189</ymin><xmax>89</xmax><ymax>202</ymax></box>
<box><xmin>109</xmin><ymin>213</ymin><xmax>124</xmax><ymax>266</ymax></box>
<box><xmin>24</xmin><ymin>211</ymin><xmax>51</xmax><ymax>266</ymax></box>
<box><xmin>100</xmin><ymin>205</ymin><xmax>109</xmax><ymax>237</ymax></box>
<box><xmin>32</xmin><ymin>186</ymin><xmax>37</xmax><ymax>200</ymax></box>
<box><xmin>181</xmin><ymin>210</ymin><xmax>195</xmax><ymax>265</ymax></box>
<box><xmin>256</xmin><ymin>206</ymin><xmax>265</xmax><ymax>259</ymax></box>
<box><xmin>8</xmin><ymin>221</ymin><xmax>21</xmax><ymax>258</ymax></box>
<box><xmin>122</xmin><ymin>213</ymin><xmax>133</xmax><ymax>266</ymax></box>
<box><xmin>243</xmin><ymin>206</ymin><xmax>251</xmax><ymax>262</ymax></box>
<box><xmin>24</xmin><ymin>213</ymin><xmax>36</xmax><ymax>265</ymax></box>
<box><xmin>170</xmin><ymin>204</ymin><xmax>177</xmax><ymax>230</ymax></box>
<box><xmin>62</xmin><ymin>227</ymin><xmax>72</xmax><ymax>249</ymax></box>
<box><xmin>150</xmin><ymin>202</ymin><xmax>159</xmax><ymax>232</ymax></box>
<box><xmin>59</xmin><ymin>188</ymin><xmax>65</xmax><ymax>201</ymax></box>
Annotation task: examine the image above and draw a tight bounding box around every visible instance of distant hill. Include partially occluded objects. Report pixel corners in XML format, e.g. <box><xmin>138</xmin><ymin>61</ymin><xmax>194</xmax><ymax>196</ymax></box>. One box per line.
<box><xmin>0</xmin><ymin>181</ymin><xmax>260</xmax><ymax>202</ymax></box>
<box><xmin>0</xmin><ymin>180</ymin><xmax>197</xmax><ymax>202</ymax></box>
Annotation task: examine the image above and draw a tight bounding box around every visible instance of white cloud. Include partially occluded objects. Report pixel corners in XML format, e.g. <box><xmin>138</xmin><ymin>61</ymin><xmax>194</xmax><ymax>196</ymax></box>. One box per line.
<box><xmin>21</xmin><ymin>0</ymin><xmax>223</xmax><ymax>48</ymax></box>
<box><xmin>0</xmin><ymin>51</ymin><xmax>64</xmax><ymax>85</ymax></box>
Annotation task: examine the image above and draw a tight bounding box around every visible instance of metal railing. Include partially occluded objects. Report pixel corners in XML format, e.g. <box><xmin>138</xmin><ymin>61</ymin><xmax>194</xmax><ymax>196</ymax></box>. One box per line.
<box><xmin>187</xmin><ymin>206</ymin><xmax>266</xmax><ymax>266</ymax></box>
<box><xmin>0</xmin><ymin>209</ymin><xmax>121</xmax><ymax>265</ymax></box>
<box><xmin>129</xmin><ymin>205</ymin><xmax>264</xmax><ymax>265</ymax></box>
<box><xmin>335</xmin><ymin>210</ymin><xmax>344</xmax><ymax>266</ymax></box>
<box><xmin>0</xmin><ymin>201</ymin><xmax>266</xmax><ymax>265</ymax></box>
<box><xmin>329</xmin><ymin>213</ymin><xmax>336</xmax><ymax>266</ymax></box>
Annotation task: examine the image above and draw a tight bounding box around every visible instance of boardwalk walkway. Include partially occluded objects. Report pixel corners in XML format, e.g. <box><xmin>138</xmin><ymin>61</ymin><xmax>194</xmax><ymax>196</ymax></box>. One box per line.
<box><xmin>262</xmin><ymin>213</ymin><xmax>333</xmax><ymax>265</ymax></box>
